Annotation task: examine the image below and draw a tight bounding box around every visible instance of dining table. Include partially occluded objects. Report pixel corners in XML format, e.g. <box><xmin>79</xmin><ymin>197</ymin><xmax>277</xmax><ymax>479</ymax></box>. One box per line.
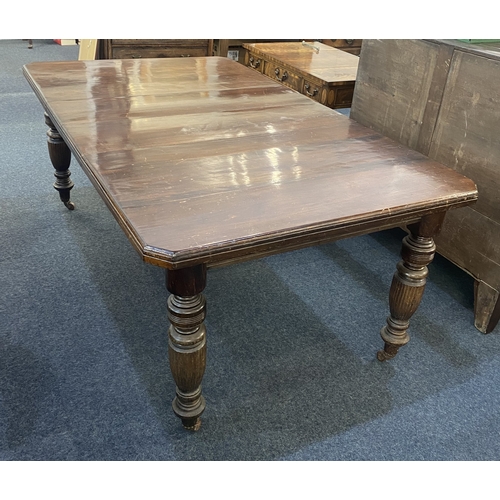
<box><xmin>23</xmin><ymin>56</ymin><xmax>478</xmax><ymax>431</ymax></box>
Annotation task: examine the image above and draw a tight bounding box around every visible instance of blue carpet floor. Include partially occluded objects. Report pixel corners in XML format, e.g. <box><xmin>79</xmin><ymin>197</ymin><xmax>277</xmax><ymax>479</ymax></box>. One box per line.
<box><xmin>1</xmin><ymin>40</ymin><xmax>500</xmax><ymax>465</ymax></box>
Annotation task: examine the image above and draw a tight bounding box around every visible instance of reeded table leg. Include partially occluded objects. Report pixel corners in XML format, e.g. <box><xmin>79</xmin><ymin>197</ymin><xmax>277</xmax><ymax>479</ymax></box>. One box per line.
<box><xmin>166</xmin><ymin>264</ymin><xmax>207</xmax><ymax>431</ymax></box>
<box><xmin>44</xmin><ymin>112</ymin><xmax>75</xmax><ymax>210</ymax></box>
<box><xmin>378</xmin><ymin>212</ymin><xmax>446</xmax><ymax>361</ymax></box>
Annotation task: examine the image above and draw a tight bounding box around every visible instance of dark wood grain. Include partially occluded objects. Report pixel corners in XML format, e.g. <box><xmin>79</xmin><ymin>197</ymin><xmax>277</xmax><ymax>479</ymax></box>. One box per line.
<box><xmin>44</xmin><ymin>112</ymin><xmax>74</xmax><ymax>209</ymax></box>
<box><xmin>166</xmin><ymin>264</ymin><xmax>207</xmax><ymax>430</ymax></box>
<box><xmin>378</xmin><ymin>212</ymin><xmax>445</xmax><ymax>361</ymax></box>
<box><xmin>98</xmin><ymin>39</ymin><xmax>214</xmax><ymax>60</ymax></box>
<box><xmin>23</xmin><ymin>57</ymin><xmax>477</xmax><ymax>270</ymax></box>
<box><xmin>350</xmin><ymin>39</ymin><xmax>452</xmax><ymax>154</ymax></box>
<box><xmin>429</xmin><ymin>49</ymin><xmax>500</xmax><ymax>222</ymax></box>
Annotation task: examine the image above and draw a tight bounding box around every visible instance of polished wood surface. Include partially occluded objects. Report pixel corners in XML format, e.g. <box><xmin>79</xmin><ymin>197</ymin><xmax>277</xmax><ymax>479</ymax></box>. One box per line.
<box><xmin>244</xmin><ymin>41</ymin><xmax>359</xmax><ymax>82</ymax></box>
<box><xmin>243</xmin><ymin>41</ymin><xmax>359</xmax><ymax>108</ymax></box>
<box><xmin>24</xmin><ymin>57</ymin><xmax>478</xmax><ymax>430</ymax></box>
<box><xmin>24</xmin><ymin>57</ymin><xmax>475</xmax><ymax>269</ymax></box>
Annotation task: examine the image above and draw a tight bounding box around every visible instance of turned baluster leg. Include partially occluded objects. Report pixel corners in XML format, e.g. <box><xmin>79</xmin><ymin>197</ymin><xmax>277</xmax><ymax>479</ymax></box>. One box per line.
<box><xmin>44</xmin><ymin>112</ymin><xmax>75</xmax><ymax>210</ymax></box>
<box><xmin>377</xmin><ymin>212</ymin><xmax>446</xmax><ymax>361</ymax></box>
<box><xmin>166</xmin><ymin>264</ymin><xmax>207</xmax><ymax>431</ymax></box>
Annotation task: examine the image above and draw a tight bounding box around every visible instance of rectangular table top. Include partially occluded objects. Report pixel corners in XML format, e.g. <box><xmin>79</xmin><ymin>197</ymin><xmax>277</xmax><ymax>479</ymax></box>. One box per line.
<box><xmin>23</xmin><ymin>57</ymin><xmax>477</xmax><ymax>269</ymax></box>
<box><xmin>242</xmin><ymin>41</ymin><xmax>359</xmax><ymax>85</ymax></box>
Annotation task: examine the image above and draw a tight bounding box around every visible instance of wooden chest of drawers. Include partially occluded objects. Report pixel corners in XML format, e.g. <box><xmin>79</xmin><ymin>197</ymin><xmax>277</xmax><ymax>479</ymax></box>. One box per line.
<box><xmin>351</xmin><ymin>39</ymin><xmax>500</xmax><ymax>333</ymax></box>
<box><xmin>242</xmin><ymin>41</ymin><xmax>359</xmax><ymax>109</ymax></box>
<box><xmin>97</xmin><ymin>39</ymin><xmax>214</xmax><ymax>59</ymax></box>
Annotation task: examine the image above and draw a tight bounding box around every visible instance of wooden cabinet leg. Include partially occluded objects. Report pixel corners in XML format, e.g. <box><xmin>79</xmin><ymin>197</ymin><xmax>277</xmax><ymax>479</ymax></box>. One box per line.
<box><xmin>166</xmin><ymin>264</ymin><xmax>207</xmax><ymax>431</ymax></box>
<box><xmin>474</xmin><ymin>280</ymin><xmax>500</xmax><ymax>334</ymax></box>
<box><xmin>44</xmin><ymin>112</ymin><xmax>75</xmax><ymax>210</ymax></box>
<box><xmin>378</xmin><ymin>213</ymin><xmax>446</xmax><ymax>361</ymax></box>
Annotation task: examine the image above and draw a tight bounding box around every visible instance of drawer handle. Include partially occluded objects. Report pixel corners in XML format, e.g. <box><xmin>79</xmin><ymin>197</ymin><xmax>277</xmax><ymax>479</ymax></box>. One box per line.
<box><xmin>301</xmin><ymin>41</ymin><xmax>320</xmax><ymax>53</ymax></box>
<box><xmin>345</xmin><ymin>39</ymin><xmax>354</xmax><ymax>45</ymax></box>
<box><xmin>249</xmin><ymin>56</ymin><xmax>261</xmax><ymax>69</ymax></box>
<box><xmin>274</xmin><ymin>68</ymin><xmax>288</xmax><ymax>82</ymax></box>
<box><xmin>304</xmin><ymin>83</ymin><xmax>318</xmax><ymax>97</ymax></box>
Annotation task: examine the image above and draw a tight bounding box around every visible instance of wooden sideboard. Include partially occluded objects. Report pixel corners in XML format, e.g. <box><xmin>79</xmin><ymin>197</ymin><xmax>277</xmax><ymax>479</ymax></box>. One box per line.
<box><xmin>213</xmin><ymin>39</ymin><xmax>362</xmax><ymax>62</ymax></box>
<box><xmin>97</xmin><ymin>39</ymin><xmax>214</xmax><ymax>59</ymax></box>
<box><xmin>351</xmin><ymin>39</ymin><xmax>500</xmax><ymax>333</ymax></box>
<box><xmin>242</xmin><ymin>41</ymin><xmax>359</xmax><ymax>109</ymax></box>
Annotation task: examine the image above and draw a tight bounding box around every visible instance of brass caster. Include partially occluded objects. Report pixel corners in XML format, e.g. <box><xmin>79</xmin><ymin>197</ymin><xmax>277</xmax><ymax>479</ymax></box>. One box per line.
<box><xmin>182</xmin><ymin>416</ymin><xmax>202</xmax><ymax>431</ymax></box>
<box><xmin>377</xmin><ymin>349</ymin><xmax>396</xmax><ymax>362</ymax></box>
